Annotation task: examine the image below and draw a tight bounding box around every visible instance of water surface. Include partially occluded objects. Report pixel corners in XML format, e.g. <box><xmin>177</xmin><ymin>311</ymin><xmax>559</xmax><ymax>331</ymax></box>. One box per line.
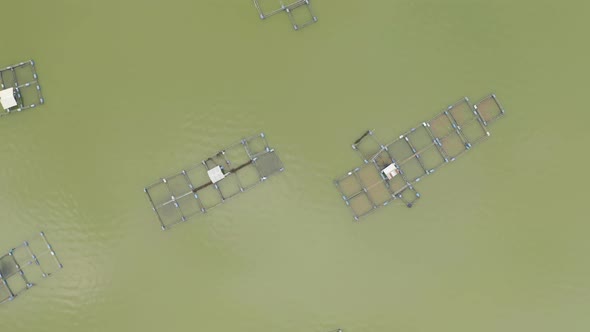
<box><xmin>1</xmin><ymin>0</ymin><xmax>589</xmax><ymax>331</ymax></box>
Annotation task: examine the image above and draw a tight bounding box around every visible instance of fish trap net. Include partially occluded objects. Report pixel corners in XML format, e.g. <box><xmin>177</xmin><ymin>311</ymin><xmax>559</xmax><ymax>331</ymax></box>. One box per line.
<box><xmin>0</xmin><ymin>232</ymin><xmax>62</xmax><ymax>304</ymax></box>
<box><xmin>335</xmin><ymin>94</ymin><xmax>506</xmax><ymax>220</ymax></box>
<box><xmin>0</xmin><ymin>60</ymin><xmax>44</xmax><ymax>116</ymax></box>
<box><xmin>145</xmin><ymin>133</ymin><xmax>284</xmax><ymax>230</ymax></box>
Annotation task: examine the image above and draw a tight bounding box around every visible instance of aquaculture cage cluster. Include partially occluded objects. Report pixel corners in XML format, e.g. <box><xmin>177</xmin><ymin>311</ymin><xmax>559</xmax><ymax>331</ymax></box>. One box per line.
<box><xmin>0</xmin><ymin>232</ymin><xmax>63</xmax><ymax>304</ymax></box>
<box><xmin>335</xmin><ymin>94</ymin><xmax>505</xmax><ymax>220</ymax></box>
<box><xmin>0</xmin><ymin>60</ymin><xmax>44</xmax><ymax>116</ymax></box>
<box><xmin>145</xmin><ymin>133</ymin><xmax>285</xmax><ymax>230</ymax></box>
<box><xmin>254</xmin><ymin>0</ymin><xmax>318</xmax><ymax>30</ymax></box>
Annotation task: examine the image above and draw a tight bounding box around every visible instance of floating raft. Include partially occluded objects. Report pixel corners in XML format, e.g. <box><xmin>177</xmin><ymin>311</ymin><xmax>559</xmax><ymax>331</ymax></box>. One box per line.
<box><xmin>254</xmin><ymin>0</ymin><xmax>318</xmax><ymax>30</ymax></box>
<box><xmin>335</xmin><ymin>94</ymin><xmax>506</xmax><ymax>220</ymax></box>
<box><xmin>145</xmin><ymin>133</ymin><xmax>285</xmax><ymax>230</ymax></box>
<box><xmin>0</xmin><ymin>60</ymin><xmax>44</xmax><ymax>116</ymax></box>
<box><xmin>0</xmin><ymin>232</ymin><xmax>63</xmax><ymax>304</ymax></box>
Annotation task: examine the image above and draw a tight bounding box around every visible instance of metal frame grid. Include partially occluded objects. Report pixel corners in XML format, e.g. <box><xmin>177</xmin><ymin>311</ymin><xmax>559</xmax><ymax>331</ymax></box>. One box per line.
<box><xmin>424</xmin><ymin>97</ymin><xmax>491</xmax><ymax>162</ymax></box>
<box><xmin>0</xmin><ymin>60</ymin><xmax>44</xmax><ymax>116</ymax></box>
<box><xmin>253</xmin><ymin>0</ymin><xmax>317</xmax><ymax>30</ymax></box>
<box><xmin>0</xmin><ymin>232</ymin><xmax>63</xmax><ymax>305</ymax></box>
<box><xmin>334</xmin><ymin>160</ymin><xmax>420</xmax><ymax>221</ymax></box>
<box><xmin>144</xmin><ymin>133</ymin><xmax>285</xmax><ymax>230</ymax></box>
<box><xmin>335</xmin><ymin>94</ymin><xmax>505</xmax><ymax>220</ymax></box>
<box><xmin>379</xmin><ymin>97</ymin><xmax>493</xmax><ymax>176</ymax></box>
<box><xmin>378</xmin><ymin>129</ymin><xmax>436</xmax><ymax>182</ymax></box>
<box><xmin>285</xmin><ymin>0</ymin><xmax>318</xmax><ymax>30</ymax></box>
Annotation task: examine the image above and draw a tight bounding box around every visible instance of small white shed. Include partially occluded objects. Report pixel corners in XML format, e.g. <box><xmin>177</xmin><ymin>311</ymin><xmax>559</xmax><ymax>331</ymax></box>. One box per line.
<box><xmin>382</xmin><ymin>163</ymin><xmax>399</xmax><ymax>180</ymax></box>
<box><xmin>207</xmin><ymin>166</ymin><xmax>226</xmax><ymax>183</ymax></box>
<box><xmin>0</xmin><ymin>88</ymin><xmax>17</xmax><ymax>110</ymax></box>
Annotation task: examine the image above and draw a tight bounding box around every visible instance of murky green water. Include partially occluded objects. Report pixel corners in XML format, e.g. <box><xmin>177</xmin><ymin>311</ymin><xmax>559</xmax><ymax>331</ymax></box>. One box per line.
<box><xmin>1</xmin><ymin>0</ymin><xmax>589</xmax><ymax>331</ymax></box>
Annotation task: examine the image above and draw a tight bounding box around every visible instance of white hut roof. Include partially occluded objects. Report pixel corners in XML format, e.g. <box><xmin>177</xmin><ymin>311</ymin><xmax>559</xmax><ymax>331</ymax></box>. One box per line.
<box><xmin>207</xmin><ymin>166</ymin><xmax>226</xmax><ymax>183</ymax></box>
<box><xmin>0</xmin><ymin>88</ymin><xmax>17</xmax><ymax>110</ymax></box>
<box><xmin>382</xmin><ymin>163</ymin><xmax>398</xmax><ymax>179</ymax></box>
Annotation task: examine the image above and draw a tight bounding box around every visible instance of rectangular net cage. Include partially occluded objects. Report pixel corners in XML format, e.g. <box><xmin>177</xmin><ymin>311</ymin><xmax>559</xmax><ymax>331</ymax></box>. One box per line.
<box><xmin>474</xmin><ymin>94</ymin><xmax>505</xmax><ymax>126</ymax></box>
<box><xmin>145</xmin><ymin>133</ymin><xmax>285</xmax><ymax>230</ymax></box>
<box><xmin>335</xmin><ymin>94</ymin><xmax>505</xmax><ymax>220</ymax></box>
<box><xmin>0</xmin><ymin>60</ymin><xmax>44</xmax><ymax>116</ymax></box>
<box><xmin>0</xmin><ymin>232</ymin><xmax>63</xmax><ymax>304</ymax></box>
<box><xmin>253</xmin><ymin>0</ymin><xmax>317</xmax><ymax>30</ymax></box>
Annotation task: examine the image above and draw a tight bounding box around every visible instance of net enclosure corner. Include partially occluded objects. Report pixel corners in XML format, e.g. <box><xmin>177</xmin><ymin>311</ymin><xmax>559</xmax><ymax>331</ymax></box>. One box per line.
<box><xmin>335</xmin><ymin>93</ymin><xmax>506</xmax><ymax>221</ymax></box>
<box><xmin>0</xmin><ymin>232</ymin><xmax>63</xmax><ymax>305</ymax></box>
<box><xmin>144</xmin><ymin>133</ymin><xmax>285</xmax><ymax>230</ymax></box>
<box><xmin>0</xmin><ymin>60</ymin><xmax>44</xmax><ymax>116</ymax></box>
<box><xmin>254</xmin><ymin>0</ymin><xmax>318</xmax><ymax>31</ymax></box>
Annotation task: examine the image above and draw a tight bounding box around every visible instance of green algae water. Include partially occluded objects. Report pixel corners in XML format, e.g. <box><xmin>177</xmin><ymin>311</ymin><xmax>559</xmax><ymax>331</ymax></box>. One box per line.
<box><xmin>1</xmin><ymin>0</ymin><xmax>589</xmax><ymax>331</ymax></box>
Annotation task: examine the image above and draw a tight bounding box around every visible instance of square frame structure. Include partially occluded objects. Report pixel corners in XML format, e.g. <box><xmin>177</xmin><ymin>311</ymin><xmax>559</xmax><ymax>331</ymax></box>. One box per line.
<box><xmin>0</xmin><ymin>60</ymin><xmax>44</xmax><ymax>116</ymax></box>
<box><xmin>352</xmin><ymin>130</ymin><xmax>383</xmax><ymax>163</ymax></box>
<box><xmin>285</xmin><ymin>0</ymin><xmax>318</xmax><ymax>31</ymax></box>
<box><xmin>474</xmin><ymin>93</ymin><xmax>505</xmax><ymax>126</ymax></box>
